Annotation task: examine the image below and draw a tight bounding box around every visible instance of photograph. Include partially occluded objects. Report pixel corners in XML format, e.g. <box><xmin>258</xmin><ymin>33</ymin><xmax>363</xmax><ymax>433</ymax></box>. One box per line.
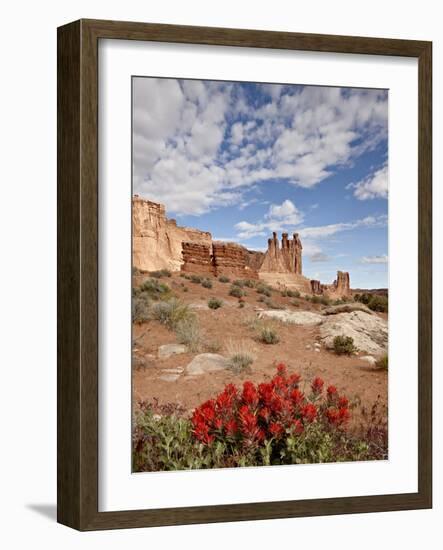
<box><xmin>131</xmin><ymin>76</ymin><xmax>389</xmax><ymax>472</ymax></box>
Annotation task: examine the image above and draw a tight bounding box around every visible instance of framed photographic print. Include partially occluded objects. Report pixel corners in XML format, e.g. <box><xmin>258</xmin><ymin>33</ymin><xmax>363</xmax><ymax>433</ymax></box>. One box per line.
<box><xmin>57</xmin><ymin>19</ymin><xmax>432</xmax><ymax>530</ymax></box>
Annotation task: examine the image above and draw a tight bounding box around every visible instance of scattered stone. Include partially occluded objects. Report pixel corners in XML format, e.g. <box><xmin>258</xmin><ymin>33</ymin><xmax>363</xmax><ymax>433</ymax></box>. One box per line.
<box><xmin>305</xmin><ymin>344</ymin><xmax>312</xmax><ymax>350</ymax></box>
<box><xmin>185</xmin><ymin>353</ymin><xmax>230</xmax><ymax>376</ymax></box>
<box><xmin>189</xmin><ymin>302</ymin><xmax>210</xmax><ymax>310</ymax></box>
<box><xmin>314</xmin><ymin>342</ymin><xmax>321</xmax><ymax>348</ymax></box>
<box><xmin>359</xmin><ymin>355</ymin><xmax>377</xmax><ymax>366</ymax></box>
<box><xmin>158</xmin><ymin>374</ymin><xmax>180</xmax><ymax>382</ymax></box>
<box><xmin>258</xmin><ymin>310</ymin><xmax>323</xmax><ymax>326</ymax></box>
<box><xmin>314</xmin><ymin>348</ymin><xmax>321</xmax><ymax>353</ymax></box>
<box><xmin>319</xmin><ymin>311</ymin><xmax>388</xmax><ymax>356</ymax></box>
<box><xmin>158</xmin><ymin>344</ymin><xmax>188</xmax><ymax>358</ymax></box>
<box><xmin>162</xmin><ymin>367</ymin><xmax>184</xmax><ymax>374</ymax></box>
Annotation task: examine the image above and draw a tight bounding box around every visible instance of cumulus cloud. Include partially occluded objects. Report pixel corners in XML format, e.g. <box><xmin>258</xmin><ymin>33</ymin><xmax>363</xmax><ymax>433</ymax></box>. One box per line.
<box><xmin>360</xmin><ymin>254</ymin><xmax>388</xmax><ymax>264</ymax></box>
<box><xmin>348</xmin><ymin>163</ymin><xmax>388</xmax><ymax>200</ymax></box>
<box><xmin>235</xmin><ymin>199</ymin><xmax>304</xmax><ymax>239</ymax></box>
<box><xmin>133</xmin><ymin>78</ymin><xmax>388</xmax><ymax>215</ymax></box>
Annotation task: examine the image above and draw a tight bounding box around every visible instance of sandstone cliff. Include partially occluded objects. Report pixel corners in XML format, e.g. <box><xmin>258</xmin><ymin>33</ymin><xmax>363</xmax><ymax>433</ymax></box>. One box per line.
<box><xmin>132</xmin><ymin>196</ymin><xmax>211</xmax><ymax>272</ymax></box>
<box><xmin>259</xmin><ymin>232</ymin><xmax>302</xmax><ymax>274</ymax></box>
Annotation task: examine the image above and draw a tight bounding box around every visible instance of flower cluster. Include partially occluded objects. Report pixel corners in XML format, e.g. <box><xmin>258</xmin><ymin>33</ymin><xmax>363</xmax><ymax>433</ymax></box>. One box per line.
<box><xmin>191</xmin><ymin>363</ymin><xmax>351</xmax><ymax>447</ymax></box>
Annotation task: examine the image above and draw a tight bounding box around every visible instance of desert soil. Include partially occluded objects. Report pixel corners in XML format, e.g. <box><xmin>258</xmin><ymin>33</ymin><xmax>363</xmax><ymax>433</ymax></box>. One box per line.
<box><xmin>132</xmin><ymin>273</ymin><xmax>387</xmax><ymax>422</ymax></box>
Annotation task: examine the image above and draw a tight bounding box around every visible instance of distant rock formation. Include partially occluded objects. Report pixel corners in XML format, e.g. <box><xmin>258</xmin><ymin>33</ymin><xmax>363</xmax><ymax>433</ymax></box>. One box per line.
<box><xmin>132</xmin><ymin>196</ymin><xmax>211</xmax><ymax>272</ymax></box>
<box><xmin>181</xmin><ymin>240</ymin><xmax>259</xmax><ymax>279</ymax></box>
<box><xmin>132</xmin><ymin>197</ymin><xmax>351</xmax><ymax>297</ymax></box>
<box><xmin>259</xmin><ymin>232</ymin><xmax>302</xmax><ymax>274</ymax></box>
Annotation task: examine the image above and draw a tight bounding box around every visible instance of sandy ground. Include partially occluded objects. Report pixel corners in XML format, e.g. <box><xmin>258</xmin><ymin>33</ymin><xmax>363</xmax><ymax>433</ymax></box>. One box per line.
<box><xmin>132</xmin><ymin>273</ymin><xmax>388</xmax><ymax>421</ymax></box>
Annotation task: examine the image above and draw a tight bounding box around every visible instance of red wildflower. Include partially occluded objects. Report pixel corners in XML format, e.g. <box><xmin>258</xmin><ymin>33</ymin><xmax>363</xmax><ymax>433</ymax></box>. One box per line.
<box><xmin>301</xmin><ymin>403</ymin><xmax>317</xmax><ymax>423</ymax></box>
<box><xmin>199</xmin><ymin>400</ymin><xmax>216</xmax><ymax>423</ymax></box>
<box><xmin>239</xmin><ymin>405</ymin><xmax>258</xmax><ymax>436</ymax></box>
<box><xmin>258</xmin><ymin>382</ymin><xmax>274</xmax><ymax>406</ymax></box>
<box><xmin>225</xmin><ymin>418</ymin><xmax>238</xmax><ymax>436</ymax></box>
<box><xmin>311</xmin><ymin>377</ymin><xmax>324</xmax><ymax>394</ymax></box>
<box><xmin>271</xmin><ymin>375</ymin><xmax>286</xmax><ymax>390</ymax></box>
<box><xmin>269</xmin><ymin>422</ymin><xmax>284</xmax><ymax>438</ymax></box>
<box><xmin>326</xmin><ymin>407</ymin><xmax>339</xmax><ymax>425</ymax></box>
<box><xmin>213</xmin><ymin>418</ymin><xmax>223</xmax><ymax>430</ymax></box>
<box><xmin>338</xmin><ymin>396</ymin><xmax>349</xmax><ymax>408</ymax></box>
<box><xmin>259</xmin><ymin>407</ymin><xmax>271</xmax><ymax>423</ymax></box>
<box><xmin>288</xmin><ymin>373</ymin><xmax>301</xmax><ymax>386</ymax></box>
<box><xmin>338</xmin><ymin>407</ymin><xmax>350</xmax><ymax>424</ymax></box>
<box><xmin>242</xmin><ymin>381</ymin><xmax>259</xmax><ymax>407</ymax></box>
<box><xmin>290</xmin><ymin>388</ymin><xmax>304</xmax><ymax>405</ymax></box>
<box><xmin>292</xmin><ymin>419</ymin><xmax>304</xmax><ymax>435</ymax></box>
<box><xmin>276</xmin><ymin>363</ymin><xmax>287</xmax><ymax>377</ymax></box>
<box><xmin>327</xmin><ymin>385</ymin><xmax>338</xmax><ymax>400</ymax></box>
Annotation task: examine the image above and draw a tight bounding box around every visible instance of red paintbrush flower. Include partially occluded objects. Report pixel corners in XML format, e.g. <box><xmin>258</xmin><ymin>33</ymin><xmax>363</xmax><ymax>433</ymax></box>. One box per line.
<box><xmin>269</xmin><ymin>422</ymin><xmax>284</xmax><ymax>438</ymax></box>
<box><xmin>311</xmin><ymin>377</ymin><xmax>324</xmax><ymax>394</ymax></box>
<box><xmin>301</xmin><ymin>403</ymin><xmax>317</xmax><ymax>423</ymax></box>
<box><xmin>242</xmin><ymin>380</ymin><xmax>259</xmax><ymax>407</ymax></box>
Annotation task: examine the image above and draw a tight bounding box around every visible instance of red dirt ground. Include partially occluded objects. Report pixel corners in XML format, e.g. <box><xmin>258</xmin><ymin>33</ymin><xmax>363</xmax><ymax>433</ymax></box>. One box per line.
<box><xmin>132</xmin><ymin>273</ymin><xmax>387</xmax><ymax>422</ymax></box>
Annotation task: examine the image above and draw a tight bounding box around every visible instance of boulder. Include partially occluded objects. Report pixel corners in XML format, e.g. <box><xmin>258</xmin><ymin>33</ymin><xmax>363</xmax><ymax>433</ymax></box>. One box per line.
<box><xmin>258</xmin><ymin>310</ymin><xmax>323</xmax><ymax>326</ymax></box>
<box><xmin>158</xmin><ymin>344</ymin><xmax>188</xmax><ymax>358</ymax></box>
<box><xmin>185</xmin><ymin>353</ymin><xmax>230</xmax><ymax>376</ymax></box>
<box><xmin>319</xmin><ymin>310</ymin><xmax>388</xmax><ymax>356</ymax></box>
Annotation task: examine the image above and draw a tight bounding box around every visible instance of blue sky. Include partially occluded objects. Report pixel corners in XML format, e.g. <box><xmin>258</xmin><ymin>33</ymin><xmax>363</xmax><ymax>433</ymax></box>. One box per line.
<box><xmin>133</xmin><ymin>78</ymin><xmax>388</xmax><ymax>289</ymax></box>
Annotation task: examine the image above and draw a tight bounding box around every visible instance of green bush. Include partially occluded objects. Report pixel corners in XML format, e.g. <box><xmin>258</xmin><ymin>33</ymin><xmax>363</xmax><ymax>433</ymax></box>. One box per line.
<box><xmin>311</xmin><ymin>295</ymin><xmax>321</xmax><ymax>304</ymax></box>
<box><xmin>320</xmin><ymin>296</ymin><xmax>330</xmax><ymax>306</ymax></box>
<box><xmin>208</xmin><ymin>297</ymin><xmax>223</xmax><ymax>310</ymax></box>
<box><xmin>232</xmin><ymin>279</ymin><xmax>245</xmax><ymax>287</ymax></box>
<box><xmin>376</xmin><ymin>354</ymin><xmax>388</xmax><ymax>370</ymax></box>
<box><xmin>150</xmin><ymin>269</ymin><xmax>172</xmax><ymax>278</ymax></box>
<box><xmin>201</xmin><ymin>278</ymin><xmax>213</xmax><ymax>289</ymax></box>
<box><xmin>132</xmin><ymin>293</ymin><xmax>151</xmax><ymax>323</ymax></box>
<box><xmin>256</xmin><ymin>284</ymin><xmax>272</xmax><ymax>297</ymax></box>
<box><xmin>257</xmin><ymin>326</ymin><xmax>280</xmax><ymax>344</ymax></box>
<box><xmin>229</xmin><ymin>353</ymin><xmax>254</xmax><ymax>373</ymax></box>
<box><xmin>190</xmin><ymin>274</ymin><xmax>203</xmax><ymax>284</ymax></box>
<box><xmin>218</xmin><ymin>275</ymin><xmax>230</xmax><ymax>283</ymax></box>
<box><xmin>333</xmin><ymin>335</ymin><xmax>357</xmax><ymax>355</ymax></box>
<box><xmin>238</xmin><ymin>302</ymin><xmax>245</xmax><ymax>308</ymax></box>
<box><xmin>150</xmin><ymin>298</ymin><xmax>193</xmax><ymax>330</ymax></box>
<box><xmin>137</xmin><ymin>278</ymin><xmax>171</xmax><ymax>300</ymax></box>
<box><xmin>174</xmin><ymin>317</ymin><xmax>201</xmax><ymax>352</ymax></box>
<box><xmin>229</xmin><ymin>286</ymin><xmax>245</xmax><ymax>298</ymax></box>
<box><xmin>281</xmin><ymin>289</ymin><xmax>300</xmax><ymax>298</ymax></box>
<box><xmin>242</xmin><ymin>279</ymin><xmax>256</xmax><ymax>288</ymax></box>
<box><xmin>354</xmin><ymin>293</ymin><xmax>388</xmax><ymax>312</ymax></box>
<box><xmin>263</xmin><ymin>298</ymin><xmax>284</xmax><ymax>310</ymax></box>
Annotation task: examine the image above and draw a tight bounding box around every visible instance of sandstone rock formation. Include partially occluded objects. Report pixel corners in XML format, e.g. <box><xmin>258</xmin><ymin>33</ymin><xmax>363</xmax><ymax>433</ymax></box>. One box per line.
<box><xmin>260</xmin><ymin>232</ymin><xmax>302</xmax><ymax>274</ymax></box>
<box><xmin>132</xmin><ymin>196</ymin><xmax>211</xmax><ymax>272</ymax></box>
<box><xmin>310</xmin><ymin>280</ymin><xmax>323</xmax><ymax>295</ymax></box>
<box><xmin>181</xmin><ymin>242</ymin><xmax>213</xmax><ymax>274</ymax></box>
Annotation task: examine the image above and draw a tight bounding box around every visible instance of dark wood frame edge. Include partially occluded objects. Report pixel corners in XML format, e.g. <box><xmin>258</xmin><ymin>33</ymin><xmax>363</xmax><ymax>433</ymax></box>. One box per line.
<box><xmin>57</xmin><ymin>19</ymin><xmax>432</xmax><ymax>531</ymax></box>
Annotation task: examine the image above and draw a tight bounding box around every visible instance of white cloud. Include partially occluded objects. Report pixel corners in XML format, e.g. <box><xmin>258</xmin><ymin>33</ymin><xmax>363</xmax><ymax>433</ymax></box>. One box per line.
<box><xmin>235</xmin><ymin>199</ymin><xmax>304</xmax><ymax>239</ymax></box>
<box><xmin>349</xmin><ymin>163</ymin><xmax>388</xmax><ymax>200</ymax></box>
<box><xmin>360</xmin><ymin>254</ymin><xmax>388</xmax><ymax>264</ymax></box>
<box><xmin>133</xmin><ymin>78</ymin><xmax>388</xmax><ymax>215</ymax></box>
<box><xmin>299</xmin><ymin>215</ymin><xmax>387</xmax><ymax>239</ymax></box>
<box><xmin>309</xmin><ymin>252</ymin><xmax>331</xmax><ymax>263</ymax></box>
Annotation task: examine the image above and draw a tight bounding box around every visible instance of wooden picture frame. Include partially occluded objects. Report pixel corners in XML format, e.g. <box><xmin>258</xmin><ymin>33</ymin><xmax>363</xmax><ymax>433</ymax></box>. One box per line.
<box><xmin>57</xmin><ymin>18</ymin><xmax>432</xmax><ymax>530</ymax></box>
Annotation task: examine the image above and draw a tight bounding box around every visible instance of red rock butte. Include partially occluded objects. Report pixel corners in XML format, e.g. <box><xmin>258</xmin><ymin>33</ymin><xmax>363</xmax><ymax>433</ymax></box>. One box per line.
<box><xmin>132</xmin><ymin>196</ymin><xmax>350</xmax><ymax>297</ymax></box>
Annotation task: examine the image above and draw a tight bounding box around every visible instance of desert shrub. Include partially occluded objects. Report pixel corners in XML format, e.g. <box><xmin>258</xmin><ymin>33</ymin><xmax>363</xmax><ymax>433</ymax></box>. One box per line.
<box><xmin>311</xmin><ymin>295</ymin><xmax>321</xmax><ymax>304</ymax></box>
<box><xmin>190</xmin><ymin>274</ymin><xmax>203</xmax><ymax>284</ymax></box>
<box><xmin>320</xmin><ymin>296</ymin><xmax>331</xmax><ymax>306</ymax></box>
<box><xmin>242</xmin><ymin>279</ymin><xmax>256</xmax><ymax>288</ymax></box>
<box><xmin>208</xmin><ymin>297</ymin><xmax>223</xmax><ymax>310</ymax></box>
<box><xmin>291</xmin><ymin>299</ymin><xmax>300</xmax><ymax>308</ymax></box>
<box><xmin>218</xmin><ymin>275</ymin><xmax>230</xmax><ymax>283</ymax></box>
<box><xmin>354</xmin><ymin>292</ymin><xmax>388</xmax><ymax>312</ymax></box>
<box><xmin>226</xmin><ymin>339</ymin><xmax>255</xmax><ymax>373</ymax></box>
<box><xmin>368</xmin><ymin>295</ymin><xmax>388</xmax><ymax>313</ymax></box>
<box><xmin>375</xmin><ymin>354</ymin><xmax>388</xmax><ymax>370</ymax></box>
<box><xmin>138</xmin><ymin>278</ymin><xmax>171</xmax><ymax>300</ymax></box>
<box><xmin>201</xmin><ymin>278</ymin><xmax>213</xmax><ymax>289</ymax></box>
<box><xmin>150</xmin><ymin>269</ymin><xmax>172</xmax><ymax>278</ymax></box>
<box><xmin>132</xmin><ymin>293</ymin><xmax>151</xmax><ymax>323</ymax></box>
<box><xmin>174</xmin><ymin>317</ymin><xmax>201</xmax><ymax>352</ymax></box>
<box><xmin>150</xmin><ymin>298</ymin><xmax>193</xmax><ymax>330</ymax></box>
<box><xmin>257</xmin><ymin>326</ymin><xmax>280</xmax><ymax>344</ymax></box>
<box><xmin>232</xmin><ymin>279</ymin><xmax>244</xmax><ymax>287</ymax></box>
<box><xmin>333</xmin><ymin>335</ymin><xmax>357</xmax><ymax>355</ymax></box>
<box><xmin>281</xmin><ymin>289</ymin><xmax>300</xmax><ymax>298</ymax></box>
<box><xmin>256</xmin><ymin>284</ymin><xmax>271</xmax><ymax>297</ymax></box>
<box><xmin>229</xmin><ymin>285</ymin><xmax>245</xmax><ymax>298</ymax></box>
<box><xmin>238</xmin><ymin>302</ymin><xmax>245</xmax><ymax>308</ymax></box>
<box><xmin>263</xmin><ymin>298</ymin><xmax>284</xmax><ymax>310</ymax></box>
<box><xmin>204</xmin><ymin>340</ymin><xmax>222</xmax><ymax>353</ymax></box>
